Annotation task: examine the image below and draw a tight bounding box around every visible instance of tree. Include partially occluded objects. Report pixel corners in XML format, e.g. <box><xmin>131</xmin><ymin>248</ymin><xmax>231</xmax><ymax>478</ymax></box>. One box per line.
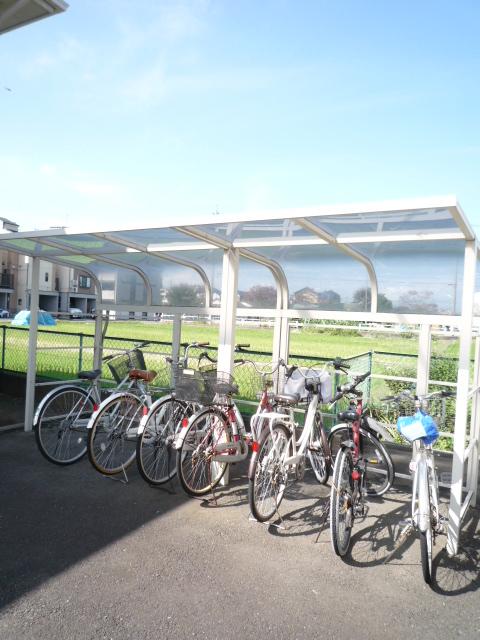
<box><xmin>317</xmin><ymin>289</ymin><xmax>343</xmax><ymax>310</ymax></box>
<box><xmin>395</xmin><ymin>290</ymin><xmax>438</xmax><ymax>315</ymax></box>
<box><xmin>353</xmin><ymin>287</ymin><xmax>393</xmax><ymax>312</ymax></box>
<box><xmin>166</xmin><ymin>283</ymin><xmax>204</xmax><ymax>306</ymax></box>
<box><xmin>241</xmin><ymin>285</ymin><xmax>277</xmax><ymax>308</ymax></box>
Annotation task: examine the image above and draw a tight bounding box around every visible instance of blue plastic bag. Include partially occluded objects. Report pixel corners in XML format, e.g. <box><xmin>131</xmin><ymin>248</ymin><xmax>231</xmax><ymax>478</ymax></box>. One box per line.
<box><xmin>397</xmin><ymin>410</ymin><xmax>439</xmax><ymax>445</ymax></box>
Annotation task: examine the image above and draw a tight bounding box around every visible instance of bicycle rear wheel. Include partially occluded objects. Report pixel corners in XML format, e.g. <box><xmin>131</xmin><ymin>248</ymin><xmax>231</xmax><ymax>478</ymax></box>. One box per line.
<box><xmin>176</xmin><ymin>408</ymin><xmax>229</xmax><ymax>496</ymax></box>
<box><xmin>87</xmin><ymin>394</ymin><xmax>140</xmax><ymax>475</ymax></box>
<box><xmin>137</xmin><ymin>397</ymin><xmax>191</xmax><ymax>486</ymax></box>
<box><xmin>34</xmin><ymin>386</ymin><xmax>93</xmax><ymax>465</ymax></box>
<box><xmin>330</xmin><ymin>448</ymin><xmax>355</xmax><ymax>557</ymax></box>
<box><xmin>328</xmin><ymin>425</ymin><xmax>394</xmax><ymax>496</ymax></box>
<box><xmin>248</xmin><ymin>423</ymin><xmax>290</xmax><ymax>522</ymax></box>
<box><xmin>307</xmin><ymin>410</ymin><xmax>329</xmax><ymax>484</ymax></box>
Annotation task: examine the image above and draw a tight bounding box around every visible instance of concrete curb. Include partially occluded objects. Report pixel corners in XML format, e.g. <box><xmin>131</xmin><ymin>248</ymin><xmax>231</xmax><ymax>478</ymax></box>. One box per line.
<box><xmin>0</xmin><ymin>423</ymin><xmax>25</xmax><ymax>434</ymax></box>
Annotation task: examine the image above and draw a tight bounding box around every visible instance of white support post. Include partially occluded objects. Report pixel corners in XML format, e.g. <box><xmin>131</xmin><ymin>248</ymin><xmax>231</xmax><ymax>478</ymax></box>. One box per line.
<box><xmin>273</xmin><ymin>315</ymin><xmax>290</xmax><ymax>391</ymax></box>
<box><xmin>217</xmin><ymin>248</ymin><xmax>239</xmax><ymax>375</ymax></box>
<box><xmin>447</xmin><ymin>240</ymin><xmax>476</xmax><ymax>556</ymax></box>
<box><xmin>171</xmin><ymin>314</ymin><xmax>182</xmax><ymax>386</ymax></box>
<box><xmin>24</xmin><ymin>257</ymin><xmax>40</xmax><ymax>432</ymax></box>
<box><xmin>217</xmin><ymin>248</ymin><xmax>239</xmax><ymax>487</ymax></box>
<box><xmin>93</xmin><ymin>311</ymin><xmax>103</xmax><ymax>396</ymax></box>
<box><xmin>466</xmin><ymin>337</ymin><xmax>480</xmax><ymax>505</ymax></box>
<box><xmin>416</xmin><ymin>324</ymin><xmax>431</xmax><ymax>396</ymax></box>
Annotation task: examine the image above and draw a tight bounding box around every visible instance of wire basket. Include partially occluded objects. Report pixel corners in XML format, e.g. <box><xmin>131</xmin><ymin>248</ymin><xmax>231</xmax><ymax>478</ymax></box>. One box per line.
<box><xmin>107</xmin><ymin>348</ymin><xmax>146</xmax><ymax>385</ymax></box>
<box><xmin>173</xmin><ymin>367</ymin><xmax>215</xmax><ymax>405</ymax></box>
<box><xmin>202</xmin><ymin>370</ymin><xmax>239</xmax><ymax>398</ymax></box>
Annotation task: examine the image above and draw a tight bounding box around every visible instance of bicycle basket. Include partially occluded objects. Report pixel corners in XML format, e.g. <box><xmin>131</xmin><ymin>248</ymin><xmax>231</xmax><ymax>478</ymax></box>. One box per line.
<box><xmin>397</xmin><ymin>410</ymin><xmax>440</xmax><ymax>445</ymax></box>
<box><xmin>284</xmin><ymin>367</ymin><xmax>332</xmax><ymax>403</ymax></box>
<box><xmin>202</xmin><ymin>370</ymin><xmax>239</xmax><ymax>398</ymax></box>
<box><xmin>107</xmin><ymin>348</ymin><xmax>146</xmax><ymax>385</ymax></box>
<box><xmin>173</xmin><ymin>367</ymin><xmax>215</xmax><ymax>405</ymax></box>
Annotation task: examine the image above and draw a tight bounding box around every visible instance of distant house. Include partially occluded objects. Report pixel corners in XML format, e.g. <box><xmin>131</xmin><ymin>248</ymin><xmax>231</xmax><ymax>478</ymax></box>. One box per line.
<box><xmin>292</xmin><ymin>287</ymin><xmax>319</xmax><ymax>306</ymax></box>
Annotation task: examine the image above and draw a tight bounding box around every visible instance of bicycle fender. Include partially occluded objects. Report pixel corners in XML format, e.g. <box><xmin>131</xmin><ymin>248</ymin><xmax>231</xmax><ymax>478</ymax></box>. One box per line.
<box><xmin>365</xmin><ymin>416</ymin><xmax>395</xmax><ymax>442</ymax></box>
<box><xmin>137</xmin><ymin>393</ymin><xmax>175</xmax><ymax>435</ymax></box>
<box><xmin>86</xmin><ymin>392</ymin><xmax>136</xmax><ymax>429</ymax></box>
<box><xmin>416</xmin><ymin>459</ymin><xmax>430</xmax><ymax>532</ymax></box>
<box><xmin>33</xmin><ymin>384</ymin><xmax>87</xmax><ymax>426</ymax></box>
<box><xmin>329</xmin><ymin>423</ymin><xmax>356</xmax><ymax>452</ymax></box>
<box><xmin>174</xmin><ymin>407</ymin><xmax>228</xmax><ymax>450</ymax></box>
<box><xmin>247</xmin><ymin>420</ymin><xmax>290</xmax><ymax>480</ymax></box>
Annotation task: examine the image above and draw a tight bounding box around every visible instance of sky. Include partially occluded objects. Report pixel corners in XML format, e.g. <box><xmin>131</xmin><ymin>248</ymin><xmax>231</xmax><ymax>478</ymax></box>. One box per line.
<box><xmin>1</xmin><ymin>0</ymin><xmax>480</xmax><ymax>234</ymax></box>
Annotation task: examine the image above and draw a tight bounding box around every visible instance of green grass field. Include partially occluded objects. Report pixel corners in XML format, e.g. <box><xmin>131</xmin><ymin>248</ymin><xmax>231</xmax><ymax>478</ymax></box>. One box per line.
<box><xmin>4</xmin><ymin>318</ymin><xmax>465</xmax><ymax>358</ymax></box>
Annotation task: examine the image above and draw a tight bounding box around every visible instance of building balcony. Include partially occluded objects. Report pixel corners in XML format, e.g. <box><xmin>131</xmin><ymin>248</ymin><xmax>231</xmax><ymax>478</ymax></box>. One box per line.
<box><xmin>0</xmin><ymin>273</ymin><xmax>14</xmax><ymax>289</ymax></box>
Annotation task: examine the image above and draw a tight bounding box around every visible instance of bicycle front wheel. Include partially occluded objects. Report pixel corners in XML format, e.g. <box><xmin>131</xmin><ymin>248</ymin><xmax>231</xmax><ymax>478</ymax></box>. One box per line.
<box><xmin>330</xmin><ymin>448</ymin><xmax>355</xmax><ymax>557</ymax></box>
<box><xmin>176</xmin><ymin>408</ymin><xmax>230</xmax><ymax>496</ymax></box>
<box><xmin>307</xmin><ymin>410</ymin><xmax>329</xmax><ymax>485</ymax></box>
<box><xmin>87</xmin><ymin>394</ymin><xmax>140</xmax><ymax>475</ymax></box>
<box><xmin>248</xmin><ymin>423</ymin><xmax>290</xmax><ymax>522</ymax></box>
<box><xmin>137</xmin><ymin>397</ymin><xmax>192</xmax><ymax>486</ymax></box>
<box><xmin>419</xmin><ymin>472</ymin><xmax>434</xmax><ymax>584</ymax></box>
<box><xmin>328</xmin><ymin>425</ymin><xmax>394</xmax><ymax>496</ymax></box>
<box><xmin>35</xmin><ymin>386</ymin><xmax>93</xmax><ymax>465</ymax></box>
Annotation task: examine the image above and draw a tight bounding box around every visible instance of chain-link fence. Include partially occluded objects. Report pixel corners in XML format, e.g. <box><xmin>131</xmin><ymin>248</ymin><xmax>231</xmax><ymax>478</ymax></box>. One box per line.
<box><xmin>0</xmin><ymin>326</ymin><xmax>468</xmax><ymax>447</ymax></box>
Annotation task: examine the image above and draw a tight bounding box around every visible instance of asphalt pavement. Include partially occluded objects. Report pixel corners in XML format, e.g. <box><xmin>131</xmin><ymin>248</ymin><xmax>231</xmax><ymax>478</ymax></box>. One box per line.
<box><xmin>0</xmin><ymin>403</ymin><xmax>479</xmax><ymax>640</ymax></box>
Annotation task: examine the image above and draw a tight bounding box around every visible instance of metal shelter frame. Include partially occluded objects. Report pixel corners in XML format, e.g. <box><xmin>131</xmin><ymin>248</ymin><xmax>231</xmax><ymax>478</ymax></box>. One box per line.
<box><xmin>1</xmin><ymin>194</ymin><xmax>479</xmax><ymax>556</ymax></box>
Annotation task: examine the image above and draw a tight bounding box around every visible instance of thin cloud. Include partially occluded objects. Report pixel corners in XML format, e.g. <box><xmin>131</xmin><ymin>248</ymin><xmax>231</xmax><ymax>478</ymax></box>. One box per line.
<box><xmin>73</xmin><ymin>182</ymin><xmax>123</xmax><ymax>196</ymax></box>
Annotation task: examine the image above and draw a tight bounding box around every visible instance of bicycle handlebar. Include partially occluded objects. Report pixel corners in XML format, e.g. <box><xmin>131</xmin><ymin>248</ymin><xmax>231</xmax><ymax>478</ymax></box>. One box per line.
<box><xmin>380</xmin><ymin>389</ymin><xmax>455</xmax><ymax>404</ymax></box>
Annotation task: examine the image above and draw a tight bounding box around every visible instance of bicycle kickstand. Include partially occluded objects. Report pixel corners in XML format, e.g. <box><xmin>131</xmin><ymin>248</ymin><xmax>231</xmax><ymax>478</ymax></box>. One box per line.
<box><xmin>314</xmin><ymin>501</ymin><xmax>330</xmax><ymax>543</ymax></box>
<box><xmin>382</xmin><ymin>520</ymin><xmax>414</xmax><ymax>564</ymax></box>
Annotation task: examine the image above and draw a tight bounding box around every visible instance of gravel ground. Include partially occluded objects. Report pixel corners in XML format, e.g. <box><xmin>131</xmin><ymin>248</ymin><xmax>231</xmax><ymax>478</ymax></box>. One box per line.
<box><xmin>1</xmin><ymin>428</ymin><xmax>479</xmax><ymax>640</ymax></box>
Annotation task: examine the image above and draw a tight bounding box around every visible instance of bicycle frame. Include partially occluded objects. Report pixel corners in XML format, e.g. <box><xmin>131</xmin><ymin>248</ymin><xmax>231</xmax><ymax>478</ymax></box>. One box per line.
<box><xmin>410</xmin><ymin>439</ymin><xmax>439</xmax><ymax>534</ymax></box>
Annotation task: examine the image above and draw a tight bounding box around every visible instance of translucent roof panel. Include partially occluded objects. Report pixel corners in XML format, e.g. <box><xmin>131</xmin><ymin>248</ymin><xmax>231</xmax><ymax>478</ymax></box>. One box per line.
<box><xmin>238</xmin><ymin>257</ymin><xmax>278</xmax><ymax>309</ymax></box>
<box><xmin>103</xmin><ymin>228</ymin><xmax>203</xmax><ymax>251</ymax></box>
<box><xmin>253</xmin><ymin>244</ymin><xmax>368</xmax><ymax>310</ymax></box>
<box><xmin>354</xmin><ymin>240</ymin><xmax>466</xmax><ymax>315</ymax></box>
<box><xmin>304</xmin><ymin>207</ymin><xmax>459</xmax><ymax>242</ymax></box>
<box><xmin>197</xmin><ymin>219</ymin><xmax>313</xmax><ymax>244</ymax></box>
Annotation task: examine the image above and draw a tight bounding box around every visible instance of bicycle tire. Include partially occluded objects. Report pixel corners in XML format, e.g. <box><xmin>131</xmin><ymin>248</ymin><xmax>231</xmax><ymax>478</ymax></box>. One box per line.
<box><xmin>328</xmin><ymin>425</ymin><xmax>394</xmax><ymax>496</ymax></box>
<box><xmin>136</xmin><ymin>397</ymin><xmax>192</xmax><ymax>486</ymax></box>
<box><xmin>330</xmin><ymin>448</ymin><xmax>355</xmax><ymax>557</ymax></box>
<box><xmin>34</xmin><ymin>386</ymin><xmax>93</xmax><ymax>465</ymax></box>
<box><xmin>419</xmin><ymin>470</ymin><xmax>434</xmax><ymax>584</ymax></box>
<box><xmin>248</xmin><ymin>423</ymin><xmax>290</xmax><ymax>522</ymax></box>
<box><xmin>87</xmin><ymin>393</ymin><xmax>140</xmax><ymax>475</ymax></box>
<box><xmin>307</xmin><ymin>410</ymin><xmax>329</xmax><ymax>484</ymax></box>
<box><xmin>176</xmin><ymin>408</ymin><xmax>230</xmax><ymax>496</ymax></box>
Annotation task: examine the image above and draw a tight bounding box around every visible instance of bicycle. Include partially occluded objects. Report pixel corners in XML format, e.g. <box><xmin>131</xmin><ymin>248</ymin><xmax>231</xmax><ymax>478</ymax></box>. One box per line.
<box><xmin>329</xmin><ymin>370</ymin><xmax>396</xmax><ymax>557</ymax></box>
<box><xmin>247</xmin><ymin>359</ymin><xmax>346</xmax><ymax>524</ymax></box>
<box><xmin>86</xmin><ymin>345</ymin><xmax>158</xmax><ymax>477</ymax></box>
<box><xmin>33</xmin><ymin>342</ymin><xmax>149</xmax><ymax>465</ymax></box>
<box><xmin>135</xmin><ymin>341</ymin><xmax>211</xmax><ymax>487</ymax></box>
<box><xmin>383</xmin><ymin>389</ymin><xmax>455</xmax><ymax>584</ymax></box>
<box><xmin>328</xmin><ymin>381</ymin><xmax>395</xmax><ymax>498</ymax></box>
<box><xmin>174</xmin><ymin>360</ymin><xmax>251</xmax><ymax>499</ymax></box>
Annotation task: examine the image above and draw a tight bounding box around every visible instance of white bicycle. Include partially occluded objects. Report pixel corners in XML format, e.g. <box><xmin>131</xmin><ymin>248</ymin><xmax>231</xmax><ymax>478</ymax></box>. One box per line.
<box><xmin>248</xmin><ymin>359</ymin><xmax>349</xmax><ymax>523</ymax></box>
<box><xmin>384</xmin><ymin>388</ymin><xmax>455</xmax><ymax>584</ymax></box>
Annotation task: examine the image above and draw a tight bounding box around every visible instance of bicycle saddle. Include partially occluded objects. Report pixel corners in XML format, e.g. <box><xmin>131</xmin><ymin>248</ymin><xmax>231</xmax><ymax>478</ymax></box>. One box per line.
<box><xmin>129</xmin><ymin>369</ymin><xmax>157</xmax><ymax>383</ymax></box>
<box><xmin>337</xmin><ymin>410</ymin><xmax>360</xmax><ymax>423</ymax></box>
<box><xmin>273</xmin><ymin>392</ymin><xmax>300</xmax><ymax>406</ymax></box>
<box><xmin>77</xmin><ymin>369</ymin><xmax>102</xmax><ymax>380</ymax></box>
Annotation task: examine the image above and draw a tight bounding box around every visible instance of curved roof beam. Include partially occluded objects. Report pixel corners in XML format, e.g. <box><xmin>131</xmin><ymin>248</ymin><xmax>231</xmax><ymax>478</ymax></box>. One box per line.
<box><xmin>173</xmin><ymin>226</ymin><xmax>289</xmax><ymax>310</ymax></box>
<box><xmin>29</xmin><ymin>237</ymin><xmax>153</xmax><ymax>305</ymax></box>
<box><xmin>93</xmin><ymin>232</ymin><xmax>212</xmax><ymax>307</ymax></box>
<box><xmin>295</xmin><ymin>218</ymin><xmax>379</xmax><ymax>313</ymax></box>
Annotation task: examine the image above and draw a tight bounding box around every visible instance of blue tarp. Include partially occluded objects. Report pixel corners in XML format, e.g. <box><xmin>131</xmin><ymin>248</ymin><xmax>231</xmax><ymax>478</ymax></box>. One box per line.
<box><xmin>11</xmin><ymin>310</ymin><xmax>57</xmax><ymax>327</ymax></box>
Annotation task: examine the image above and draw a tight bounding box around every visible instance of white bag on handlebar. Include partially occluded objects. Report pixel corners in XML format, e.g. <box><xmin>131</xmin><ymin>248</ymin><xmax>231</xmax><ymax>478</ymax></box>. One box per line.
<box><xmin>284</xmin><ymin>368</ymin><xmax>332</xmax><ymax>403</ymax></box>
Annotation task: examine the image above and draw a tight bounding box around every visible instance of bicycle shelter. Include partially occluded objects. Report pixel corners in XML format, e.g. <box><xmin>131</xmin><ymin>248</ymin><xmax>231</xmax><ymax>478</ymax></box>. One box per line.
<box><xmin>1</xmin><ymin>195</ymin><xmax>479</xmax><ymax>557</ymax></box>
